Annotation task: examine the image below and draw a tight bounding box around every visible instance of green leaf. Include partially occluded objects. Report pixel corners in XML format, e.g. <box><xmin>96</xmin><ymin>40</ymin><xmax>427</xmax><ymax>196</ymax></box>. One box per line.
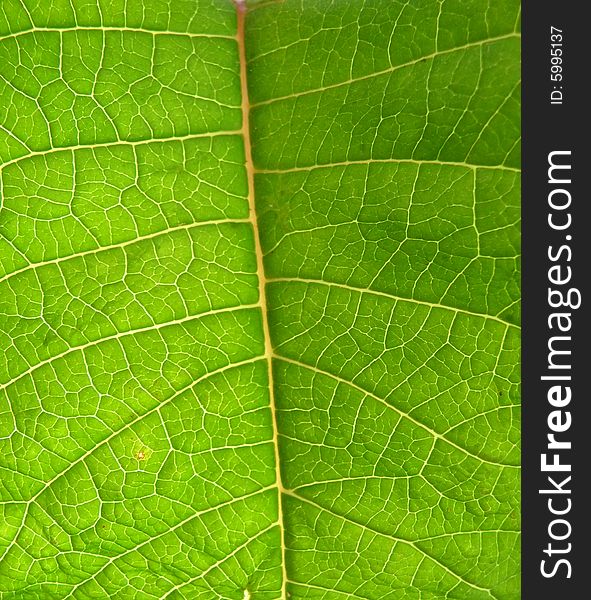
<box><xmin>0</xmin><ymin>1</ymin><xmax>520</xmax><ymax>599</ymax></box>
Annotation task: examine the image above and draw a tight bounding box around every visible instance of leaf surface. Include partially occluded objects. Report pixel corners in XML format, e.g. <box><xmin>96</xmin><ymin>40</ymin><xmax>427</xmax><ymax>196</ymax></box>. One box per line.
<box><xmin>0</xmin><ymin>0</ymin><xmax>520</xmax><ymax>598</ymax></box>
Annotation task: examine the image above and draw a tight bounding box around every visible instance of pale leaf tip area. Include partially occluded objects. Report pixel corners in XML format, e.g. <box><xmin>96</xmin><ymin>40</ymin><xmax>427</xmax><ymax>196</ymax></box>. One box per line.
<box><xmin>0</xmin><ymin>0</ymin><xmax>519</xmax><ymax>599</ymax></box>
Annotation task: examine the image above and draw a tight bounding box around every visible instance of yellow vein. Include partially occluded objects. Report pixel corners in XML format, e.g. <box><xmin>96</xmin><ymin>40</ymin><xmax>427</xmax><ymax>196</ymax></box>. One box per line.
<box><xmin>0</xmin><ymin>218</ymin><xmax>250</xmax><ymax>287</ymax></box>
<box><xmin>0</xmin><ymin>304</ymin><xmax>259</xmax><ymax>392</ymax></box>
<box><xmin>0</xmin><ymin>130</ymin><xmax>242</xmax><ymax>172</ymax></box>
<box><xmin>161</xmin><ymin>522</ymin><xmax>278</xmax><ymax>599</ymax></box>
<box><xmin>255</xmin><ymin>157</ymin><xmax>521</xmax><ymax>174</ymax></box>
<box><xmin>275</xmin><ymin>354</ymin><xmax>519</xmax><ymax>470</ymax></box>
<box><xmin>284</xmin><ymin>489</ymin><xmax>499</xmax><ymax>599</ymax></box>
<box><xmin>250</xmin><ymin>32</ymin><xmax>521</xmax><ymax>108</ymax></box>
<box><xmin>0</xmin><ymin>356</ymin><xmax>266</xmax><ymax>564</ymax></box>
<box><xmin>267</xmin><ymin>277</ymin><xmax>520</xmax><ymax>329</ymax></box>
<box><xmin>0</xmin><ymin>26</ymin><xmax>236</xmax><ymax>44</ymax></box>
<box><xmin>64</xmin><ymin>488</ymin><xmax>277</xmax><ymax>599</ymax></box>
<box><xmin>236</xmin><ymin>2</ymin><xmax>288</xmax><ymax>597</ymax></box>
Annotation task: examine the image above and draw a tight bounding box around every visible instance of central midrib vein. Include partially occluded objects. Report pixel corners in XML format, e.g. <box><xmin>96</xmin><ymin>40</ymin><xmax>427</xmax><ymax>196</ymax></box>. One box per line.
<box><xmin>236</xmin><ymin>2</ymin><xmax>289</xmax><ymax>598</ymax></box>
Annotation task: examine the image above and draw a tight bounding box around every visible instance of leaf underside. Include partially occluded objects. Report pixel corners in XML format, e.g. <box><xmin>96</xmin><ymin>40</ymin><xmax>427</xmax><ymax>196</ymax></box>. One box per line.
<box><xmin>0</xmin><ymin>1</ymin><xmax>520</xmax><ymax>599</ymax></box>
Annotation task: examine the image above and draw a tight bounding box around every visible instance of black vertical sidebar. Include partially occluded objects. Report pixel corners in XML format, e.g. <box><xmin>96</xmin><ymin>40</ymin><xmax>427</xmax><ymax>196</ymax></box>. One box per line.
<box><xmin>522</xmin><ymin>2</ymin><xmax>588</xmax><ymax>598</ymax></box>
